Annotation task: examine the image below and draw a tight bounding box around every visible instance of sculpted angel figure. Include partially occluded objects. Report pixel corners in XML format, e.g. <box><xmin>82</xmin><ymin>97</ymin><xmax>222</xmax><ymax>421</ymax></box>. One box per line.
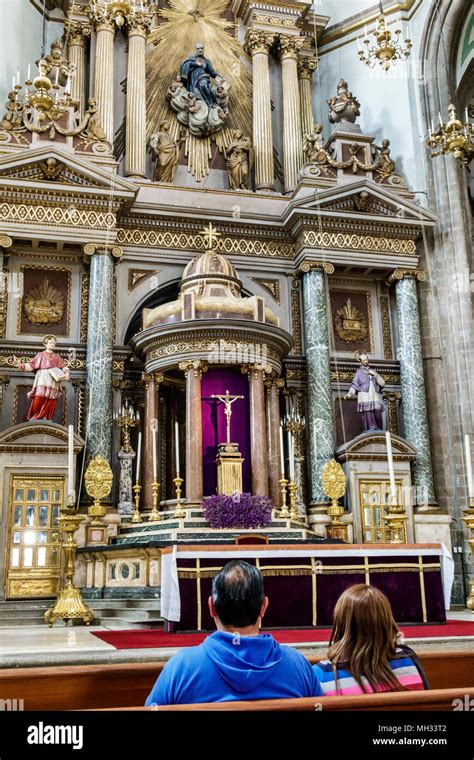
<box><xmin>303</xmin><ymin>123</ymin><xmax>325</xmax><ymax>162</ymax></box>
<box><xmin>224</xmin><ymin>130</ymin><xmax>253</xmax><ymax>190</ymax></box>
<box><xmin>149</xmin><ymin>121</ymin><xmax>186</xmax><ymax>183</ymax></box>
<box><xmin>1</xmin><ymin>91</ymin><xmax>23</xmax><ymax>131</ymax></box>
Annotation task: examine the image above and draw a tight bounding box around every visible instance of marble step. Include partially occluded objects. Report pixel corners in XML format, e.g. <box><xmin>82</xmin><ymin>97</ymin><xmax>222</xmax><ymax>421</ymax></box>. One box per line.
<box><xmin>95</xmin><ymin>608</ymin><xmax>162</xmax><ymax>621</ymax></box>
<box><xmin>88</xmin><ymin>599</ymin><xmax>161</xmax><ymax>610</ymax></box>
<box><xmin>96</xmin><ymin>615</ymin><xmax>164</xmax><ymax>630</ymax></box>
<box><xmin>0</xmin><ymin>601</ymin><xmax>51</xmax><ymax>627</ymax></box>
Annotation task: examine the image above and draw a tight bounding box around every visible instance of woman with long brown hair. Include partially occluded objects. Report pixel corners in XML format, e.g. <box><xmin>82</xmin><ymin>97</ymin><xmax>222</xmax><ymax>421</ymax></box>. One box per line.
<box><xmin>313</xmin><ymin>584</ymin><xmax>427</xmax><ymax>696</ymax></box>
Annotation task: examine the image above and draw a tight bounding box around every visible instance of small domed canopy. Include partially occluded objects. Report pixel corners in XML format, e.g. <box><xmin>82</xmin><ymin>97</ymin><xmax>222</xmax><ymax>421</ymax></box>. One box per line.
<box><xmin>143</xmin><ymin>248</ymin><xmax>278</xmax><ymax>329</ymax></box>
<box><xmin>181</xmin><ymin>251</ymin><xmax>241</xmax><ymax>299</ymax></box>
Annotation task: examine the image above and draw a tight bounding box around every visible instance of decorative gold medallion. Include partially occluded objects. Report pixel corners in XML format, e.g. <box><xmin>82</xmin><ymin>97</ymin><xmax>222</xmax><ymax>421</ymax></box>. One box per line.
<box><xmin>23</xmin><ymin>278</ymin><xmax>65</xmax><ymax>325</ymax></box>
<box><xmin>334</xmin><ymin>297</ymin><xmax>368</xmax><ymax>343</ymax></box>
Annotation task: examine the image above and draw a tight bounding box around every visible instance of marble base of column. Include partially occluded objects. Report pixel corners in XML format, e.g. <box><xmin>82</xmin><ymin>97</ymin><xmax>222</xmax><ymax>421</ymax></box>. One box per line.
<box><xmin>117</xmin><ymin>449</ymin><xmax>135</xmax><ymax>515</ymax></box>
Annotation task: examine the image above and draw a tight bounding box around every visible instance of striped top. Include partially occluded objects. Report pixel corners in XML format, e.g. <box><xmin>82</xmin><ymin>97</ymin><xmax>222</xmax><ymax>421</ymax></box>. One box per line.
<box><xmin>313</xmin><ymin>650</ymin><xmax>425</xmax><ymax>696</ymax></box>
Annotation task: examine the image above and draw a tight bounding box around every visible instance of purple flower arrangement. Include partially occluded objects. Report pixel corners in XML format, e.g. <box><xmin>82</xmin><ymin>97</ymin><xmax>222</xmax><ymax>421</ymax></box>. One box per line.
<box><xmin>203</xmin><ymin>493</ymin><xmax>273</xmax><ymax>530</ymax></box>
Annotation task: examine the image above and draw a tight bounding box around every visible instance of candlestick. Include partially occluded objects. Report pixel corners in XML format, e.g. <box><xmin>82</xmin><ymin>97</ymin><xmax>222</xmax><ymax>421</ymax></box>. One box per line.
<box><xmin>278</xmin><ymin>475</ymin><xmax>289</xmax><ymax>518</ymax></box>
<box><xmin>288</xmin><ymin>480</ymin><xmax>298</xmax><ymax>522</ymax></box>
<box><xmin>132</xmin><ymin>483</ymin><xmax>142</xmax><ymax>523</ymax></box>
<box><xmin>173</xmin><ymin>473</ymin><xmax>185</xmax><ymax>518</ymax></box>
<box><xmin>149</xmin><ymin>481</ymin><xmax>161</xmax><ymax>522</ymax></box>
<box><xmin>135</xmin><ymin>431</ymin><xmax>142</xmax><ymax>484</ymax></box>
<box><xmin>16</xmin><ymin>69</ymin><xmax>20</xmax><ymax>85</ymax></box>
<box><xmin>279</xmin><ymin>423</ymin><xmax>285</xmax><ymax>476</ymax></box>
<box><xmin>67</xmin><ymin>424</ymin><xmax>75</xmax><ymax>504</ymax></box>
<box><xmin>152</xmin><ymin>427</ymin><xmax>158</xmax><ymax>481</ymax></box>
<box><xmin>12</xmin><ymin>75</ymin><xmax>15</xmax><ymax>90</ymax></box>
<box><xmin>385</xmin><ymin>431</ymin><xmax>397</xmax><ymax>501</ymax></box>
<box><xmin>174</xmin><ymin>421</ymin><xmax>180</xmax><ymax>472</ymax></box>
<box><xmin>27</xmin><ymin>64</ymin><xmax>31</xmax><ymax>82</ymax></box>
<box><xmin>465</xmin><ymin>434</ymin><xmax>474</xmax><ymax>499</ymax></box>
<box><xmin>289</xmin><ymin>431</ymin><xmax>295</xmax><ymax>483</ymax></box>
<box><xmin>55</xmin><ymin>68</ymin><xmax>59</xmax><ymax>85</ymax></box>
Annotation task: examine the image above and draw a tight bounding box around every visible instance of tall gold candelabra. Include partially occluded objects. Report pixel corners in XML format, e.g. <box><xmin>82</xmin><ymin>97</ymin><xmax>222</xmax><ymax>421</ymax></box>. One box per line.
<box><xmin>114</xmin><ymin>400</ymin><xmax>139</xmax><ymax>453</ymax></box>
<box><xmin>44</xmin><ymin>507</ymin><xmax>94</xmax><ymax>627</ymax></box>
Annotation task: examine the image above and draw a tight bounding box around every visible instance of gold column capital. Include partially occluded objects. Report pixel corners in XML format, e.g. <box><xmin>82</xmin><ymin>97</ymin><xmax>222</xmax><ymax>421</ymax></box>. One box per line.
<box><xmin>66</xmin><ymin>20</ymin><xmax>92</xmax><ymax>45</ymax></box>
<box><xmin>299</xmin><ymin>261</ymin><xmax>335</xmax><ymax>275</ymax></box>
<box><xmin>142</xmin><ymin>371</ymin><xmax>164</xmax><ymax>388</ymax></box>
<box><xmin>265</xmin><ymin>376</ymin><xmax>285</xmax><ymax>392</ymax></box>
<box><xmin>83</xmin><ymin>243</ymin><xmax>123</xmax><ymax>261</ymax></box>
<box><xmin>385</xmin><ymin>268</ymin><xmax>426</xmax><ymax>287</ymax></box>
<box><xmin>242</xmin><ymin>362</ymin><xmax>273</xmax><ymax>379</ymax></box>
<box><xmin>127</xmin><ymin>13</ymin><xmax>152</xmax><ymax>37</ymax></box>
<box><xmin>0</xmin><ymin>235</ymin><xmax>13</xmax><ymax>250</ymax></box>
<box><xmin>297</xmin><ymin>55</ymin><xmax>318</xmax><ymax>79</ymax></box>
<box><xmin>278</xmin><ymin>35</ymin><xmax>305</xmax><ymax>61</ymax></box>
<box><xmin>244</xmin><ymin>29</ymin><xmax>276</xmax><ymax>56</ymax></box>
<box><xmin>178</xmin><ymin>360</ymin><xmax>208</xmax><ymax>378</ymax></box>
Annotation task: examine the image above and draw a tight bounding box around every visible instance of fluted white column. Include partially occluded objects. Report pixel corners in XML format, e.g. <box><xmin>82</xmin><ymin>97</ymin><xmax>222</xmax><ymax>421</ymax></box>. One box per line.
<box><xmin>298</xmin><ymin>56</ymin><xmax>317</xmax><ymax>141</ymax></box>
<box><xmin>125</xmin><ymin>19</ymin><xmax>148</xmax><ymax>178</ymax></box>
<box><xmin>244</xmin><ymin>30</ymin><xmax>275</xmax><ymax>191</ymax></box>
<box><xmin>279</xmin><ymin>36</ymin><xmax>304</xmax><ymax>194</ymax></box>
<box><xmin>68</xmin><ymin>23</ymin><xmax>90</xmax><ymax>117</ymax></box>
<box><xmin>93</xmin><ymin>18</ymin><xmax>115</xmax><ymax>144</ymax></box>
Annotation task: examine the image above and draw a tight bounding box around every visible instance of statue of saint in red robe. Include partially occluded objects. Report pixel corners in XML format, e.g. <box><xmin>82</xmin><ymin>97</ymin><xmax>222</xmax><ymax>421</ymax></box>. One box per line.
<box><xmin>14</xmin><ymin>335</ymin><xmax>70</xmax><ymax>421</ymax></box>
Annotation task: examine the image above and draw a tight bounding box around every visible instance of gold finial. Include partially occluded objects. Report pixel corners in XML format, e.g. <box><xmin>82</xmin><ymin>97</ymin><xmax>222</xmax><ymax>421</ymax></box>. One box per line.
<box><xmin>201</xmin><ymin>222</ymin><xmax>221</xmax><ymax>251</ymax></box>
<box><xmin>84</xmin><ymin>455</ymin><xmax>113</xmax><ymax>524</ymax></box>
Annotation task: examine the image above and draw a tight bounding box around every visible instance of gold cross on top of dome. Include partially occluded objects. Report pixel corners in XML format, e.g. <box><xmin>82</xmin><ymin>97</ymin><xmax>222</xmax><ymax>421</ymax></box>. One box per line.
<box><xmin>201</xmin><ymin>222</ymin><xmax>221</xmax><ymax>251</ymax></box>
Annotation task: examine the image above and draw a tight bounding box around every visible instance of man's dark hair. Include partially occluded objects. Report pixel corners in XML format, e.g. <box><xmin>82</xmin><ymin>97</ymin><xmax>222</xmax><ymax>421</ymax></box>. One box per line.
<box><xmin>212</xmin><ymin>560</ymin><xmax>264</xmax><ymax>628</ymax></box>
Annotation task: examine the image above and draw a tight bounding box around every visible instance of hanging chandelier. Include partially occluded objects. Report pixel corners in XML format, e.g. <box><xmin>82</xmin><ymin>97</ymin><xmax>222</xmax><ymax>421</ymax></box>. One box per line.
<box><xmin>426</xmin><ymin>104</ymin><xmax>474</xmax><ymax>165</ymax></box>
<box><xmin>358</xmin><ymin>12</ymin><xmax>412</xmax><ymax>72</ymax></box>
<box><xmin>13</xmin><ymin>59</ymin><xmax>73</xmax><ymax>122</ymax></box>
<box><xmin>89</xmin><ymin>0</ymin><xmax>151</xmax><ymax>29</ymax></box>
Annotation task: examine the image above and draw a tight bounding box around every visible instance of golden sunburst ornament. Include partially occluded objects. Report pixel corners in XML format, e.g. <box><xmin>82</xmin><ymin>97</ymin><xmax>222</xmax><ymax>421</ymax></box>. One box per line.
<box><xmin>146</xmin><ymin>0</ymin><xmax>253</xmax><ymax>181</ymax></box>
<box><xmin>23</xmin><ymin>278</ymin><xmax>65</xmax><ymax>325</ymax></box>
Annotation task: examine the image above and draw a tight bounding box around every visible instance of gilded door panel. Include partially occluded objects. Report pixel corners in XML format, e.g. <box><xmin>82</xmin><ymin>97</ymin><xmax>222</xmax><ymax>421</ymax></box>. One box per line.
<box><xmin>5</xmin><ymin>476</ymin><xmax>64</xmax><ymax>599</ymax></box>
<box><xmin>359</xmin><ymin>479</ymin><xmax>405</xmax><ymax>544</ymax></box>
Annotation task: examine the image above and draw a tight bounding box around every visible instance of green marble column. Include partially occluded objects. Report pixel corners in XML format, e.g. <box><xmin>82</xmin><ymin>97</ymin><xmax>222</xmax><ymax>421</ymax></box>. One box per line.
<box><xmin>84</xmin><ymin>245</ymin><xmax>120</xmax><ymax>465</ymax></box>
<box><xmin>302</xmin><ymin>263</ymin><xmax>335</xmax><ymax>505</ymax></box>
<box><xmin>392</xmin><ymin>270</ymin><xmax>436</xmax><ymax>506</ymax></box>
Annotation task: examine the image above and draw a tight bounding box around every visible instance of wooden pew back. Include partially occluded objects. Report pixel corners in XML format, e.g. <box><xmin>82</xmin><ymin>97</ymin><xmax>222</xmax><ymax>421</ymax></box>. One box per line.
<box><xmin>0</xmin><ymin>650</ymin><xmax>472</xmax><ymax>711</ymax></box>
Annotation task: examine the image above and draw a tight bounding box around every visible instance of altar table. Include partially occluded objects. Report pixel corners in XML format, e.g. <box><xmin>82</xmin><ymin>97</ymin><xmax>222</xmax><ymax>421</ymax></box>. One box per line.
<box><xmin>161</xmin><ymin>543</ymin><xmax>454</xmax><ymax>631</ymax></box>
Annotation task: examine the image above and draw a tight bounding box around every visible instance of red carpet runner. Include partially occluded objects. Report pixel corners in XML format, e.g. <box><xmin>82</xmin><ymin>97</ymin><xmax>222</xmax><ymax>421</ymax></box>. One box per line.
<box><xmin>92</xmin><ymin>620</ymin><xmax>474</xmax><ymax>650</ymax></box>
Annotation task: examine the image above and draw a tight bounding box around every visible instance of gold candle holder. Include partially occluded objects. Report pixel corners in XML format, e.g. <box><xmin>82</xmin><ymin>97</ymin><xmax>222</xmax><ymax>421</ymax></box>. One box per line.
<box><xmin>132</xmin><ymin>482</ymin><xmax>142</xmax><ymax>523</ymax></box>
<box><xmin>149</xmin><ymin>481</ymin><xmax>161</xmax><ymax>522</ymax></box>
<box><xmin>174</xmin><ymin>473</ymin><xmax>185</xmax><ymax>519</ymax></box>
<box><xmin>385</xmin><ymin>494</ymin><xmax>408</xmax><ymax>544</ymax></box>
<box><xmin>278</xmin><ymin>474</ymin><xmax>290</xmax><ymax>518</ymax></box>
<box><xmin>288</xmin><ymin>480</ymin><xmax>298</xmax><ymax>522</ymax></box>
<box><xmin>44</xmin><ymin>508</ymin><xmax>94</xmax><ymax>627</ymax></box>
<box><xmin>462</xmin><ymin>497</ymin><xmax>474</xmax><ymax>611</ymax></box>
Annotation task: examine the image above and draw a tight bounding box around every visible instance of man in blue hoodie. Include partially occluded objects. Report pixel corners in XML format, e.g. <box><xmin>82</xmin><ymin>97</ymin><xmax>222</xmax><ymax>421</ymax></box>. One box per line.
<box><xmin>145</xmin><ymin>559</ymin><xmax>319</xmax><ymax>705</ymax></box>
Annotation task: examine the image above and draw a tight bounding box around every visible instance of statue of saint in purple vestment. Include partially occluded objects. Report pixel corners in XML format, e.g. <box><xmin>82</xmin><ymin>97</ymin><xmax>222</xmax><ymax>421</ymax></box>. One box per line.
<box><xmin>344</xmin><ymin>352</ymin><xmax>386</xmax><ymax>431</ymax></box>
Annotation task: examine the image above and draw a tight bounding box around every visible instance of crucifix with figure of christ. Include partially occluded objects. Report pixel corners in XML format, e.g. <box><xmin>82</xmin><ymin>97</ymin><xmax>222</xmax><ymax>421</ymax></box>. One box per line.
<box><xmin>211</xmin><ymin>389</ymin><xmax>244</xmax><ymax>444</ymax></box>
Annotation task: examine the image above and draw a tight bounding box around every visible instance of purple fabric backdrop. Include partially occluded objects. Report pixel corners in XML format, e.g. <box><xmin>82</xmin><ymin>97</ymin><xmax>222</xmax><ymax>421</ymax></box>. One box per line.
<box><xmin>201</xmin><ymin>369</ymin><xmax>251</xmax><ymax>495</ymax></box>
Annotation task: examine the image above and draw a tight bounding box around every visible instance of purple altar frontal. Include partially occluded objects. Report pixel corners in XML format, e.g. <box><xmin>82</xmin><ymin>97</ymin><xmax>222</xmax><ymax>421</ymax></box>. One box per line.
<box><xmin>161</xmin><ymin>543</ymin><xmax>454</xmax><ymax>632</ymax></box>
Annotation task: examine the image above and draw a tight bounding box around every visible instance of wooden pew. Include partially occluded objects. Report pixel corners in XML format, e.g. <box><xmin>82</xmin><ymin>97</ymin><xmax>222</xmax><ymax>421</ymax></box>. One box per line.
<box><xmin>0</xmin><ymin>651</ymin><xmax>473</xmax><ymax>711</ymax></box>
<box><xmin>101</xmin><ymin>687</ymin><xmax>474</xmax><ymax>712</ymax></box>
